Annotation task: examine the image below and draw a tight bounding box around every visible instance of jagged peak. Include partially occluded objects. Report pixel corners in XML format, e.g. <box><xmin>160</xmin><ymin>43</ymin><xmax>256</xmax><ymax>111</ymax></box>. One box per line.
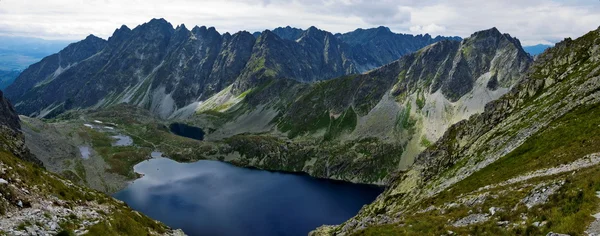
<box><xmin>207</xmin><ymin>26</ymin><xmax>219</xmax><ymax>35</ymax></box>
<box><xmin>306</xmin><ymin>26</ymin><xmax>322</xmax><ymax>33</ymax></box>
<box><xmin>147</xmin><ymin>18</ymin><xmax>170</xmax><ymax>26</ymax></box>
<box><xmin>108</xmin><ymin>25</ymin><xmax>132</xmax><ymax>43</ymax></box>
<box><xmin>275</xmin><ymin>26</ymin><xmax>303</xmax><ymax>31</ymax></box>
<box><xmin>469</xmin><ymin>27</ymin><xmax>502</xmax><ymax>39</ymax></box>
<box><xmin>260</xmin><ymin>29</ymin><xmax>277</xmax><ymax>38</ymax></box>
<box><xmin>376</xmin><ymin>26</ymin><xmax>392</xmax><ymax>33</ymax></box>
<box><xmin>233</xmin><ymin>30</ymin><xmax>253</xmax><ymax>38</ymax></box>
<box><xmin>301</xmin><ymin>26</ymin><xmax>329</xmax><ymax>39</ymax></box>
<box><xmin>117</xmin><ymin>25</ymin><xmax>131</xmax><ymax>32</ymax></box>
<box><xmin>136</xmin><ymin>18</ymin><xmax>174</xmax><ymax>33</ymax></box>
<box><xmin>176</xmin><ymin>24</ymin><xmax>188</xmax><ymax>31</ymax></box>
<box><xmin>464</xmin><ymin>27</ymin><xmax>527</xmax><ymax>53</ymax></box>
<box><xmin>192</xmin><ymin>25</ymin><xmax>208</xmax><ymax>34</ymax></box>
<box><xmin>84</xmin><ymin>34</ymin><xmax>103</xmax><ymax>41</ymax></box>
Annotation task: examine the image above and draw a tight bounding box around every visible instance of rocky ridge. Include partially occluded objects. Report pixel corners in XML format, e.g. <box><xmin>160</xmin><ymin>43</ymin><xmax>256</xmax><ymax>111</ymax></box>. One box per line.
<box><xmin>312</xmin><ymin>26</ymin><xmax>600</xmax><ymax>235</ymax></box>
<box><xmin>6</xmin><ymin>18</ymin><xmax>459</xmax><ymax>119</ymax></box>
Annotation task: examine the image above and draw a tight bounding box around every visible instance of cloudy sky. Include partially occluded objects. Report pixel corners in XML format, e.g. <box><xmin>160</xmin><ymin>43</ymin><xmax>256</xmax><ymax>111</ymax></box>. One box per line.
<box><xmin>1</xmin><ymin>0</ymin><xmax>599</xmax><ymax>46</ymax></box>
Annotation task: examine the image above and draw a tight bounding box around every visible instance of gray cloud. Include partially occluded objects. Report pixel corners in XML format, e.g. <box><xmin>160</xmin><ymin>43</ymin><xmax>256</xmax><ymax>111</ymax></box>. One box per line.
<box><xmin>0</xmin><ymin>0</ymin><xmax>599</xmax><ymax>45</ymax></box>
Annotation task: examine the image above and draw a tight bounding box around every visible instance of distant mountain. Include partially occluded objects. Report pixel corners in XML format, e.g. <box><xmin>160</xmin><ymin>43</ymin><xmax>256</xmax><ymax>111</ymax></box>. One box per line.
<box><xmin>6</xmin><ymin>18</ymin><xmax>460</xmax><ymax>119</ymax></box>
<box><xmin>0</xmin><ymin>36</ymin><xmax>72</xmax><ymax>70</ymax></box>
<box><xmin>0</xmin><ymin>69</ymin><xmax>20</xmax><ymax>90</ymax></box>
<box><xmin>524</xmin><ymin>44</ymin><xmax>553</xmax><ymax>56</ymax></box>
<box><xmin>336</xmin><ymin>26</ymin><xmax>463</xmax><ymax>70</ymax></box>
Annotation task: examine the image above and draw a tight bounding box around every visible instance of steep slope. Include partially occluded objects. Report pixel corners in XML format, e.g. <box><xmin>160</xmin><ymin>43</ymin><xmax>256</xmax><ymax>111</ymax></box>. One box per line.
<box><xmin>192</xmin><ymin>27</ymin><xmax>531</xmax><ymax>184</ymax></box>
<box><xmin>316</xmin><ymin>26</ymin><xmax>600</xmax><ymax>235</ymax></box>
<box><xmin>7</xmin><ymin>19</ymin><xmax>458</xmax><ymax>119</ymax></box>
<box><xmin>0</xmin><ymin>92</ymin><xmax>183</xmax><ymax>235</ymax></box>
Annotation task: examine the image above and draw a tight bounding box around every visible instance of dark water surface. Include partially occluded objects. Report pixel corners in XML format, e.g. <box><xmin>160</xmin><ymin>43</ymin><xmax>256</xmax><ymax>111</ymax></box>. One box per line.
<box><xmin>169</xmin><ymin>123</ymin><xmax>205</xmax><ymax>140</ymax></box>
<box><xmin>113</xmin><ymin>158</ymin><xmax>382</xmax><ymax>236</ymax></box>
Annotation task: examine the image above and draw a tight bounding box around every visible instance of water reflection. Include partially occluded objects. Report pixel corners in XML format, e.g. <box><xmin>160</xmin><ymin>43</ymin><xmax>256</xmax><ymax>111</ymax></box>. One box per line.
<box><xmin>114</xmin><ymin>158</ymin><xmax>382</xmax><ymax>236</ymax></box>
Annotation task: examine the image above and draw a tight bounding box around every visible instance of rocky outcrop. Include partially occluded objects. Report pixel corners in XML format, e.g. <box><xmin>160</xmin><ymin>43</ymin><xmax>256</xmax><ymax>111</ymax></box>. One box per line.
<box><xmin>0</xmin><ymin>90</ymin><xmax>41</xmax><ymax>166</ymax></box>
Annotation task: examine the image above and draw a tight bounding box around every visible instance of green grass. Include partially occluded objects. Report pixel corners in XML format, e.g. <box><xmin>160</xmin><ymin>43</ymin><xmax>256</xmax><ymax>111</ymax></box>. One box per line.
<box><xmin>356</xmin><ymin>165</ymin><xmax>600</xmax><ymax>236</ymax></box>
<box><xmin>436</xmin><ymin>102</ymin><xmax>600</xmax><ymax>202</ymax></box>
<box><xmin>358</xmin><ymin>103</ymin><xmax>600</xmax><ymax>235</ymax></box>
<box><xmin>85</xmin><ymin>208</ymin><xmax>167</xmax><ymax>236</ymax></box>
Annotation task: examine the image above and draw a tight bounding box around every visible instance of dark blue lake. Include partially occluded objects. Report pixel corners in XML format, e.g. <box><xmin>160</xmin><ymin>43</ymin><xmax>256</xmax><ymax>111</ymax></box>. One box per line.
<box><xmin>113</xmin><ymin>158</ymin><xmax>382</xmax><ymax>236</ymax></box>
<box><xmin>169</xmin><ymin>123</ymin><xmax>205</xmax><ymax>141</ymax></box>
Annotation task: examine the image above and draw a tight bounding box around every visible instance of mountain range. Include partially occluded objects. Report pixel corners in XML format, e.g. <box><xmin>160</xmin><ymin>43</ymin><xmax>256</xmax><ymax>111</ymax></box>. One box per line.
<box><xmin>5</xmin><ymin>18</ymin><xmax>460</xmax><ymax>119</ymax></box>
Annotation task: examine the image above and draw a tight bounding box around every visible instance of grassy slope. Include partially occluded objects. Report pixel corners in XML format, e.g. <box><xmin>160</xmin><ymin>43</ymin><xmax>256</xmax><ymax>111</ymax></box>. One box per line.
<box><xmin>356</xmin><ymin>103</ymin><xmax>600</xmax><ymax>235</ymax></box>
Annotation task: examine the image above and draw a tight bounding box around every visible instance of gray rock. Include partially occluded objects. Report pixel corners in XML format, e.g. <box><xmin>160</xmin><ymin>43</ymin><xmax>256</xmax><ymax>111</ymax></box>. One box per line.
<box><xmin>452</xmin><ymin>213</ymin><xmax>490</xmax><ymax>227</ymax></box>
<box><xmin>522</xmin><ymin>181</ymin><xmax>564</xmax><ymax>209</ymax></box>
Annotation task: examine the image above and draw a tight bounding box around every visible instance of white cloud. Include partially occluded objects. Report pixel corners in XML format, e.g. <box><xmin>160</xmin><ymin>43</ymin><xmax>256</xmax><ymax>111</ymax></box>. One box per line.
<box><xmin>409</xmin><ymin>24</ymin><xmax>446</xmax><ymax>35</ymax></box>
<box><xmin>0</xmin><ymin>0</ymin><xmax>599</xmax><ymax>45</ymax></box>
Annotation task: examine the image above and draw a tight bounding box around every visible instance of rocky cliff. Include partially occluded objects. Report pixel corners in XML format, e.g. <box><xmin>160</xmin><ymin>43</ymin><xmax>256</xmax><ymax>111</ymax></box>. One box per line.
<box><xmin>313</xmin><ymin>26</ymin><xmax>600</xmax><ymax>236</ymax></box>
<box><xmin>0</xmin><ymin>90</ymin><xmax>41</xmax><ymax>166</ymax></box>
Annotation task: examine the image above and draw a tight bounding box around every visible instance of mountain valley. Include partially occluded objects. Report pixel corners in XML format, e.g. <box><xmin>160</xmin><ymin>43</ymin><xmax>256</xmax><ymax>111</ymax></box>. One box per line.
<box><xmin>0</xmin><ymin>14</ymin><xmax>599</xmax><ymax>236</ymax></box>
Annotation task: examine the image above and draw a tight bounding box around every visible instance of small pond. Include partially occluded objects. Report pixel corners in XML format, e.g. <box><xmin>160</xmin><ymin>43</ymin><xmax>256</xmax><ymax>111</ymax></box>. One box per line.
<box><xmin>169</xmin><ymin>123</ymin><xmax>205</xmax><ymax>141</ymax></box>
<box><xmin>111</xmin><ymin>134</ymin><xmax>133</xmax><ymax>147</ymax></box>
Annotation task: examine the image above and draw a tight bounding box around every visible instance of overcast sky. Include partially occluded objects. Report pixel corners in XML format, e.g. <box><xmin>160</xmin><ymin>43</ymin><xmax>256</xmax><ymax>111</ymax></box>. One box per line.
<box><xmin>1</xmin><ymin>0</ymin><xmax>599</xmax><ymax>46</ymax></box>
